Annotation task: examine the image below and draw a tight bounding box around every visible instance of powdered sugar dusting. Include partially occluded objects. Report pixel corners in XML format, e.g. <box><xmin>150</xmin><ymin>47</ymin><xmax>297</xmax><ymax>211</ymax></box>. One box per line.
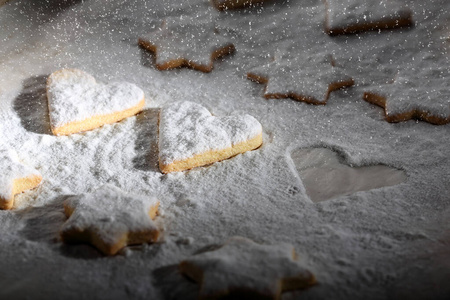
<box><xmin>365</xmin><ymin>60</ymin><xmax>450</xmax><ymax>121</ymax></box>
<box><xmin>0</xmin><ymin>148</ymin><xmax>41</xmax><ymax>201</ymax></box>
<box><xmin>61</xmin><ymin>184</ymin><xmax>159</xmax><ymax>245</ymax></box>
<box><xmin>47</xmin><ymin>69</ymin><xmax>144</xmax><ymax>128</ymax></box>
<box><xmin>326</xmin><ymin>0</ymin><xmax>412</xmax><ymax>33</ymax></box>
<box><xmin>159</xmin><ymin>101</ymin><xmax>262</xmax><ymax>165</ymax></box>
<box><xmin>139</xmin><ymin>15</ymin><xmax>233</xmax><ymax>69</ymax></box>
<box><xmin>248</xmin><ymin>45</ymin><xmax>353</xmax><ymax>103</ymax></box>
<box><xmin>181</xmin><ymin>236</ymin><xmax>315</xmax><ymax>298</ymax></box>
<box><xmin>0</xmin><ymin>0</ymin><xmax>449</xmax><ymax>299</ymax></box>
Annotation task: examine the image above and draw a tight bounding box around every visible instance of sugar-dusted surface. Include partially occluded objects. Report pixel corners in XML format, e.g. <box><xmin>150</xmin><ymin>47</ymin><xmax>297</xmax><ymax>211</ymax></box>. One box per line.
<box><xmin>0</xmin><ymin>0</ymin><xmax>449</xmax><ymax>299</ymax></box>
<box><xmin>325</xmin><ymin>0</ymin><xmax>412</xmax><ymax>34</ymax></box>
<box><xmin>364</xmin><ymin>55</ymin><xmax>450</xmax><ymax>123</ymax></box>
<box><xmin>0</xmin><ymin>148</ymin><xmax>41</xmax><ymax>202</ymax></box>
<box><xmin>159</xmin><ymin>101</ymin><xmax>262</xmax><ymax>166</ymax></box>
<box><xmin>61</xmin><ymin>184</ymin><xmax>159</xmax><ymax>255</ymax></box>
<box><xmin>247</xmin><ymin>41</ymin><xmax>354</xmax><ymax>104</ymax></box>
<box><xmin>139</xmin><ymin>13</ymin><xmax>234</xmax><ymax>71</ymax></box>
<box><xmin>180</xmin><ymin>236</ymin><xmax>315</xmax><ymax>299</ymax></box>
<box><xmin>212</xmin><ymin>0</ymin><xmax>269</xmax><ymax>11</ymax></box>
<box><xmin>47</xmin><ymin>68</ymin><xmax>145</xmax><ymax>129</ymax></box>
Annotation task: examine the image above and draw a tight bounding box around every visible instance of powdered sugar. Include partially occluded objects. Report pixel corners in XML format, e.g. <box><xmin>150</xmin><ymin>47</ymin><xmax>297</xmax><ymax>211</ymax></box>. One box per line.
<box><xmin>180</xmin><ymin>236</ymin><xmax>315</xmax><ymax>298</ymax></box>
<box><xmin>325</xmin><ymin>0</ymin><xmax>412</xmax><ymax>35</ymax></box>
<box><xmin>0</xmin><ymin>0</ymin><xmax>449</xmax><ymax>299</ymax></box>
<box><xmin>159</xmin><ymin>101</ymin><xmax>262</xmax><ymax>165</ymax></box>
<box><xmin>61</xmin><ymin>184</ymin><xmax>159</xmax><ymax>250</ymax></box>
<box><xmin>139</xmin><ymin>15</ymin><xmax>234</xmax><ymax>71</ymax></box>
<box><xmin>364</xmin><ymin>58</ymin><xmax>450</xmax><ymax>123</ymax></box>
<box><xmin>248</xmin><ymin>43</ymin><xmax>353</xmax><ymax>104</ymax></box>
<box><xmin>47</xmin><ymin>69</ymin><xmax>144</xmax><ymax>129</ymax></box>
<box><xmin>0</xmin><ymin>148</ymin><xmax>41</xmax><ymax>201</ymax></box>
<box><xmin>212</xmin><ymin>0</ymin><xmax>269</xmax><ymax>10</ymax></box>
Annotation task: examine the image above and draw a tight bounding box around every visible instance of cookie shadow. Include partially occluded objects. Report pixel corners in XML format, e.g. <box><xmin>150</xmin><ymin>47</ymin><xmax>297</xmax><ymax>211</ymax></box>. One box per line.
<box><xmin>152</xmin><ymin>265</ymin><xmax>199</xmax><ymax>300</ymax></box>
<box><xmin>139</xmin><ymin>47</ymin><xmax>158</xmax><ymax>69</ymax></box>
<box><xmin>13</xmin><ymin>74</ymin><xmax>52</xmax><ymax>135</ymax></box>
<box><xmin>18</xmin><ymin>195</ymin><xmax>103</xmax><ymax>259</ymax></box>
<box><xmin>17</xmin><ymin>195</ymin><xmax>68</xmax><ymax>243</ymax></box>
<box><xmin>133</xmin><ymin>108</ymin><xmax>160</xmax><ymax>172</ymax></box>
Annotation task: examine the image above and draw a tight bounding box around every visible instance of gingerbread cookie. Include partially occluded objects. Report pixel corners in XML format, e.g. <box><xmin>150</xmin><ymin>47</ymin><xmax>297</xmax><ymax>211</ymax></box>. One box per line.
<box><xmin>247</xmin><ymin>48</ymin><xmax>354</xmax><ymax>104</ymax></box>
<box><xmin>158</xmin><ymin>101</ymin><xmax>262</xmax><ymax>173</ymax></box>
<box><xmin>212</xmin><ymin>0</ymin><xmax>268</xmax><ymax>11</ymax></box>
<box><xmin>325</xmin><ymin>0</ymin><xmax>413</xmax><ymax>36</ymax></box>
<box><xmin>138</xmin><ymin>16</ymin><xmax>235</xmax><ymax>72</ymax></box>
<box><xmin>363</xmin><ymin>68</ymin><xmax>450</xmax><ymax>125</ymax></box>
<box><xmin>46</xmin><ymin>68</ymin><xmax>145</xmax><ymax>136</ymax></box>
<box><xmin>180</xmin><ymin>236</ymin><xmax>316</xmax><ymax>299</ymax></box>
<box><xmin>0</xmin><ymin>149</ymin><xmax>42</xmax><ymax>210</ymax></box>
<box><xmin>60</xmin><ymin>185</ymin><xmax>159</xmax><ymax>256</ymax></box>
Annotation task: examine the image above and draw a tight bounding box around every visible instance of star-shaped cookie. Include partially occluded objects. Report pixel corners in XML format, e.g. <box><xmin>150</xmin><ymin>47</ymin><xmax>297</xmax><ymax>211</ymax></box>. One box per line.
<box><xmin>325</xmin><ymin>0</ymin><xmax>413</xmax><ymax>36</ymax></box>
<box><xmin>60</xmin><ymin>185</ymin><xmax>160</xmax><ymax>255</ymax></box>
<box><xmin>212</xmin><ymin>0</ymin><xmax>268</xmax><ymax>11</ymax></box>
<box><xmin>247</xmin><ymin>49</ymin><xmax>354</xmax><ymax>104</ymax></box>
<box><xmin>138</xmin><ymin>16</ymin><xmax>235</xmax><ymax>72</ymax></box>
<box><xmin>158</xmin><ymin>101</ymin><xmax>263</xmax><ymax>173</ymax></box>
<box><xmin>363</xmin><ymin>67</ymin><xmax>450</xmax><ymax>125</ymax></box>
<box><xmin>47</xmin><ymin>68</ymin><xmax>145</xmax><ymax>136</ymax></box>
<box><xmin>179</xmin><ymin>236</ymin><xmax>316</xmax><ymax>299</ymax></box>
<box><xmin>0</xmin><ymin>149</ymin><xmax>42</xmax><ymax>210</ymax></box>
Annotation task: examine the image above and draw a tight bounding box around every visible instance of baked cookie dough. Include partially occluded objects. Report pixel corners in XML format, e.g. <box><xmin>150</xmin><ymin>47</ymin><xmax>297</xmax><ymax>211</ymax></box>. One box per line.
<box><xmin>325</xmin><ymin>0</ymin><xmax>413</xmax><ymax>35</ymax></box>
<box><xmin>158</xmin><ymin>101</ymin><xmax>262</xmax><ymax>173</ymax></box>
<box><xmin>180</xmin><ymin>236</ymin><xmax>316</xmax><ymax>299</ymax></box>
<box><xmin>212</xmin><ymin>0</ymin><xmax>269</xmax><ymax>11</ymax></box>
<box><xmin>139</xmin><ymin>16</ymin><xmax>235</xmax><ymax>72</ymax></box>
<box><xmin>46</xmin><ymin>68</ymin><xmax>145</xmax><ymax>136</ymax></box>
<box><xmin>0</xmin><ymin>149</ymin><xmax>42</xmax><ymax>210</ymax></box>
<box><xmin>363</xmin><ymin>69</ymin><xmax>450</xmax><ymax>125</ymax></box>
<box><xmin>247</xmin><ymin>49</ymin><xmax>354</xmax><ymax>104</ymax></box>
<box><xmin>60</xmin><ymin>185</ymin><xmax>160</xmax><ymax>255</ymax></box>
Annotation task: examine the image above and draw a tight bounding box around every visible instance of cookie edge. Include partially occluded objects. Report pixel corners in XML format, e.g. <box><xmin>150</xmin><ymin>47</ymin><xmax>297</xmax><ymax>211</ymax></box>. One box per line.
<box><xmin>159</xmin><ymin>132</ymin><xmax>263</xmax><ymax>173</ymax></box>
<box><xmin>324</xmin><ymin>0</ymin><xmax>413</xmax><ymax>36</ymax></box>
<box><xmin>60</xmin><ymin>199</ymin><xmax>160</xmax><ymax>256</ymax></box>
<box><xmin>0</xmin><ymin>174</ymin><xmax>42</xmax><ymax>210</ymax></box>
<box><xmin>247</xmin><ymin>72</ymin><xmax>354</xmax><ymax>104</ymax></box>
<box><xmin>363</xmin><ymin>91</ymin><xmax>450</xmax><ymax>125</ymax></box>
<box><xmin>139</xmin><ymin>38</ymin><xmax>235</xmax><ymax>73</ymax></box>
<box><xmin>49</xmin><ymin>98</ymin><xmax>145</xmax><ymax>136</ymax></box>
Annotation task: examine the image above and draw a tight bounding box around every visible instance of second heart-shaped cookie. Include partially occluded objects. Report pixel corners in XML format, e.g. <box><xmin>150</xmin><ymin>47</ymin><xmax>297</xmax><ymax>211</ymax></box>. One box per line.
<box><xmin>46</xmin><ymin>69</ymin><xmax>145</xmax><ymax>136</ymax></box>
<box><xmin>158</xmin><ymin>101</ymin><xmax>263</xmax><ymax>173</ymax></box>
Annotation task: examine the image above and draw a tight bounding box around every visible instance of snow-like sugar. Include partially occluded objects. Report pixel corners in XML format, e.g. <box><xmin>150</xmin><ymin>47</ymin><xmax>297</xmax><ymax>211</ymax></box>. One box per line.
<box><xmin>159</xmin><ymin>101</ymin><xmax>262</xmax><ymax>165</ymax></box>
<box><xmin>0</xmin><ymin>0</ymin><xmax>449</xmax><ymax>299</ymax></box>
<box><xmin>47</xmin><ymin>69</ymin><xmax>145</xmax><ymax>128</ymax></box>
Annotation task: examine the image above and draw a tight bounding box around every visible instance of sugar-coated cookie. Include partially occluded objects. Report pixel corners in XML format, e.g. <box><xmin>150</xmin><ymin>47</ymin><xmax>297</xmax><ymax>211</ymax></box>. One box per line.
<box><xmin>60</xmin><ymin>185</ymin><xmax>159</xmax><ymax>255</ymax></box>
<box><xmin>247</xmin><ymin>48</ymin><xmax>354</xmax><ymax>104</ymax></box>
<box><xmin>212</xmin><ymin>0</ymin><xmax>268</xmax><ymax>11</ymax></box>
<box><xmin>139</xmin><ymin>16</ymin><xmax>235</xmax><ymax>72</ymax></box>
<box><xmin>0</xmin><ymin>149</ymin><xmax>42</xmax><ymax>210</ymax></box>
<box><xmin>325</xmin><ymin>0</ymin><xmax>413</xmax><ymax>36</ymax></box>
<box><xmin>363</xmin><ymin>68</ymin><xmax>450</xmax><ymax>125</ymax></box>
<box><xmin>158</xmin><ymin>101</ymin><xmax>262</xmax><ymax>173</ymax></box>
<box><xmin>180</xmin><ymin>236</ymin><xmax>316</xmax><ymax>299</ymax></box>
<box><xmin>46</xmin><ymin>68</ymin><xmax>145</xmax><ymax>136</ymax></box>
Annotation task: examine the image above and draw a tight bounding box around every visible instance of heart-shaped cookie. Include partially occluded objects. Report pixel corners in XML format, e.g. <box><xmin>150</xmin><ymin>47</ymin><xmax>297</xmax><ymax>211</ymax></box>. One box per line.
<box><xmin>158</xmin><ymin>101</ymin><xmax>263</xmax><ymax>173</ymax></box>
<box><xmin>46</xmin><ymin>69</ymin><xmax>145</xmax><ymax>135</ymax></box>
